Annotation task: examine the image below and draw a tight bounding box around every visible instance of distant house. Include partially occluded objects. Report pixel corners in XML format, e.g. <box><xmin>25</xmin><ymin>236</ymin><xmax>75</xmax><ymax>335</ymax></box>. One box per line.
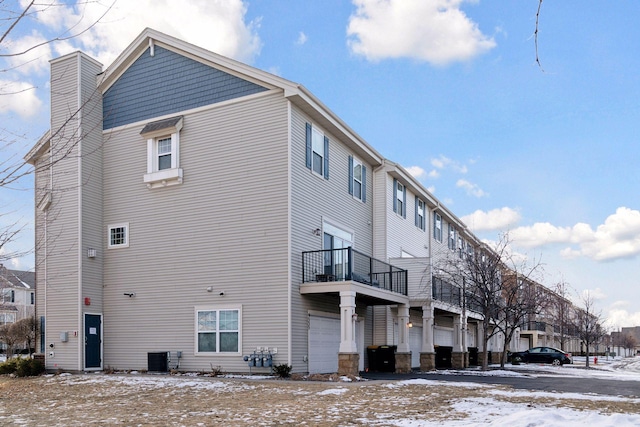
<box><xmin>26</xmin><ymin>28</ymin><xmax>580</xmax><ymax>374</ymax></box>
<box><xmin>0</xmin><ymin>264</ymin><xmax>35</xmax><ymax>325</ymax></box>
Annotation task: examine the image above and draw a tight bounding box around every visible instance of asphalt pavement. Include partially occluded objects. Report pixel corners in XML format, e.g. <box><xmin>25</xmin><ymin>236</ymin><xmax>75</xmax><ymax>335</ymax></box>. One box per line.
<box><xmin>361</xmin><ymin>368</ymin><xmax>640</xmax><ymax>398</ymax></box>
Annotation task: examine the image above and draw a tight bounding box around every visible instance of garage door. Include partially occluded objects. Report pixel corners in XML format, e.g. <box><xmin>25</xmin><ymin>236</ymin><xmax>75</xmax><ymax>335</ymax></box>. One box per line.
<box><xmin>409</xmin><ymin>326</ymin><xmax>423</xmax><ymax>368</ymax></box>
<box><xmin>309</xmin><ymin>315</ymin><xmax>341</xmax><ymax>374</ymax></box>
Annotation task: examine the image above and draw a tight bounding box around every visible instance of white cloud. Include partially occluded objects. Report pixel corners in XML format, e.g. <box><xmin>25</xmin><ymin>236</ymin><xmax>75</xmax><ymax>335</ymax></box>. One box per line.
<box><xmin>296</xmin><ymin>32</ymin><xmax>308</xmax><ymax>46</ymax></box>
<box><xmin>0</xmin><ymin>80</ymin><xmax>43</xmax><ymax>118</ymax></box>
<box><xmin>428</xmin><ymin>169</ymin><xmax>440</xmax><ymax>178</ymax></box>
<box><xmin>405</xmin><ymin>165</ymin><xmax>426</xmax><ymax>179</ymax></box>
<box><xmin>456</xmin><ymin>179</ymin><xmax>486</xmax><ymax>198</ymax></box>
<box><xmin>10</xmin><ymin>1</ymin><xmax>262</xmax><ymax>69</ymax></box>
<box><xmin>430</xmin><ymin>155</ymin><xmax>467</xmax><ymax>173</ymax></box>
<box><xmin>605</xmin><ymin>302</ymin><xmax>640</xmax><ymax>329</ymax></box>
<box><xmin>347</xmin><ymin>0</ymin><xmax>496</xmax><ymax>65</ymax></box>
<box><xmin>511</xmin><ymin>207</ymin><xmax>640</xmax><ymax>262</ymax></box>
<box><xmin>3</xmin><ymin>31</ymin><xmax>52</xmax><ymax>75</ymax></box>
<box><xmin>461</xmin><ymin>207</ymin><xmax>521</xmax><ymax>231</ymax></box>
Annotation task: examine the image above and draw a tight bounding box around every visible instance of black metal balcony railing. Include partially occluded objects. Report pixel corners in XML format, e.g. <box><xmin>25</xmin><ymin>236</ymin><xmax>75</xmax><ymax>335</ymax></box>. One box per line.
<box><xmin>432</xmin><ymin>276</ymin><xmax>461</xmax><ymax>306</ymax></box>
<box><xmin>520</xmin><ymin>321</ymin><xmax>547</xmax><ymax>331</ymax></box>
<box><xmin>302</xmin><ymin>248</ymin><xmax>407</xmax><ymax>296</ymax></box>
<box><xmin>431</xmin><ymin>276</ymin><xmax>484</xmax><ymax>313</ymax></box>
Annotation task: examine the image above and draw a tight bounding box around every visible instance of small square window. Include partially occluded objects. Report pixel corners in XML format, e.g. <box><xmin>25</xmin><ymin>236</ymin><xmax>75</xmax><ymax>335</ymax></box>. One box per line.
<box><xmin>108</xmin><ymin>223</ymin><xmax>129</xmax><ymax>249</ymax></box>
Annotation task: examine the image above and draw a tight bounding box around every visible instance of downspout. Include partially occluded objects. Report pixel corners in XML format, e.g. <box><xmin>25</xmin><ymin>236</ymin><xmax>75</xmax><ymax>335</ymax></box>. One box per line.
<box><xmin>286</xmin><ymin>99</ymin><xmax>292</xmax><ymax>367</ymax></box>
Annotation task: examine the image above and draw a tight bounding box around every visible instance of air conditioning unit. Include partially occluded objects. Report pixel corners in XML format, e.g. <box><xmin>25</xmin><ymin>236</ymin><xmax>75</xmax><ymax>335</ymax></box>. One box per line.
<box><xmin>147</xmin><ymin>352</ymin><xmax>169</xmax><ymax>372</ymax></box>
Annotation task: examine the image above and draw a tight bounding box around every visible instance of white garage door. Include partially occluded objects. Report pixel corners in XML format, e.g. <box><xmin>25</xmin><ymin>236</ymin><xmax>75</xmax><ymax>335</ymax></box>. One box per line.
<box><xmin>409</xmin><ymin>326</ymin><xmax>423</xmax><ymax>368</ymax></box>
<box><xmin>434</xmin><ymin>326</ymin><xmax>454</xmax><ymax>347</ymax></box>
<box><xmin>309</xmin><ymin>315</ymin><xmax>340</xmax><ymax>374</ymax></box>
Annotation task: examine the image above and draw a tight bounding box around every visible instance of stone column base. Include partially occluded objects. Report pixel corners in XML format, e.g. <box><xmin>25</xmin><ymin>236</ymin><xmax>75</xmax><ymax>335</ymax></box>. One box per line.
<box><xmin>452</xmin><ymin>352</ymin><xmax>467</xmax><ymax>369</ymax></box>
<box><xmin>420</xmin><ymin>352</ymin><xmax>436</xmax><ymax>371</ymax></box>
<box><xmin>395</xmin><ymin>352</ymin><xmax>411</xmax><ymax>373</ymax></box>
<box><xmin>338</xmin><ymin>353</ymin><xmax>360</xmax><ymax>376</ymax></box>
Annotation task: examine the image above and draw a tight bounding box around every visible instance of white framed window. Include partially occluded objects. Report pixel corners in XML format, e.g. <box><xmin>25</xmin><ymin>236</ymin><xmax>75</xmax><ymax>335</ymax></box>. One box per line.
<box><xmin>1</xmin><ymin>289</ymin><xmax>14</xmax><ymax>303</ymax></box>
<box><xmin>195</xmin><ymin>307</ymin><xmax>240</xmax><ymax>354</ymax></box>
<box><xmin>108</xmin><ymin>223</ymin><xmax>129</xmax><ymax>249</ymax></box>
<box><xmin>448</xmin><ymin>224</ymin><xmax>456</xmax><ymax>250</ymax></box>
<box><xmin>458</xmin><ymin>237</ymin><xmax>464</xmax><ymax>258</ymax></box>
<box><xmin>141</xmin><ymin>116</ymin><xmax>183</xmax><ymax>189</ymax></box>
<box><xmin>393</xmin><ymin>178</ymin><xmax>406</xmax><ymax>218</ymax></box>
<box><xmin>415</xmin><ymin>198</ymin><xmax>425</xmax><ymax>231</ymax></box>
<box><xmin>305</xmin><ymin>123</ymin><xmax>329</xmax><ymax>180</ymax></box>
<box><xmin>434</xmin><ymin>213</ymin><xmax>442</xmax><ymax>242</ymax></box>
<box><xmin>0</xmin><ymin>313</ymin><xmax>16</xmax><ymax>324</ymax></box>
<box><xmin>349</xmin><ymin>156</ymin><xmax>366</xmax><ymax>202</ymax></box>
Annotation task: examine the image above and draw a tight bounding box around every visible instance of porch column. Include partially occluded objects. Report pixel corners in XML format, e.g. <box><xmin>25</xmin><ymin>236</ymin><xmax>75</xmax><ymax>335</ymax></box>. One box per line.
<box><xmin>339</xmin><ymin>291</ymin><xmax>357</xmax><ymax>353</ymax></box>
<box><xmin>420</xmin><ymin>302</ymin><xmax>436</xmax><ymax>371</ymax></box>
<box><xmin>395</xmin><ymin>304</ymin><xmax>411</xmax><ymax>373</ymax></box>
<box><xmin>422</xmin><ymin>303</ymin><xmax>435</xmax><ymax>353</ymax></box>
<box><xmin>452</xmin><ymin>314</ymin><xmax>465</xmax><ymax>369</ymax></box>
<box><xmin>338</xmin><ymin>291</ymin><xmax>359</xmax><ymax>376</ymax></box>
<box><xmin>397</xmin><ymin>304</ymin><xmax>410</xmax><ymax>353</ymax></box>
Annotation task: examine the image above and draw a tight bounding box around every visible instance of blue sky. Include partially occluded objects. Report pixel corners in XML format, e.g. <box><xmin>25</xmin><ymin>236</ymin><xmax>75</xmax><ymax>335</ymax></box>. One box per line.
<box><xmin>1</xmin><ymin>0</ymin><xmax>639</xmax><ymax>328</ymax></box>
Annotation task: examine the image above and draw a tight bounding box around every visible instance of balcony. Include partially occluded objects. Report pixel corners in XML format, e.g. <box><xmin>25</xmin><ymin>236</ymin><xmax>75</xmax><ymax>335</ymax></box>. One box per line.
<box><xmin>520</xmin><ymin>321</ymin><xmax>547</xmax><ymax>332</ymax></box>
<box><xmin>302</xmin><ymin>248</ymin><xmax>407</xmax><ymax>296</ymax></box>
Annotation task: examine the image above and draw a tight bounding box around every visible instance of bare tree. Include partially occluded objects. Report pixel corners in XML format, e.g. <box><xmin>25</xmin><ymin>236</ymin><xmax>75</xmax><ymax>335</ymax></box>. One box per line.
<box><xmin>549</xmin><ymin>281</ymin><xmax>574</xmax><ymax>351</ymax></box>
<box><xmin>574</xmin><ymin>290</ymin><xmax>605</xmax><ymax>368</ymax></box>
<box><xmin>9</xmin><ymin>316</ymin><xmax>37</xmax><ymax>356</ymax></box>
<box><xmin>434</xmin><ymin>233</ymin><xmax>545</xmax><ymax>370</ymax></box>
<box><xmin>0</xmin><ymin>1</ymin><xmax>114</xmax><ymax>263</ymax></box>
<box><xmin>621</xmin><ymin>334</ymin><xmax>638</xmax><ymax>358</ymax></box>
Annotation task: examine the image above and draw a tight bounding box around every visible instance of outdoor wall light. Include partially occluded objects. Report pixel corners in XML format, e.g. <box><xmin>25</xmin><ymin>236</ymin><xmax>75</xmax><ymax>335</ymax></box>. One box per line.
<box><xmin>123</xmin><ymin>292</ymin><xmax>136</xmax><ymax>298</ymax></box>
<box><xmin>312</xmin><ymin>228</ymin><xmax>321</xmax><ymax>236</ymax></box>
<box><xmin>407</xmin><ymin>322</ymin><xmax>413</xmax><ymax>328</ymax></box>
<box><xmin>207</xmin><ymin>286</ymin><xmax>213</xmax><ymax>292</ymax></box>
<box><xmin>352</xmin><ymin>313</ymin><xmax>358</xmax><ymax>322</ymax></box>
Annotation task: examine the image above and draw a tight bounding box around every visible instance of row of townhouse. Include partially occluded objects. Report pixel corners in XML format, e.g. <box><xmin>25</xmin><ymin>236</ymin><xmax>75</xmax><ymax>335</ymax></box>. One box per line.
<box><xmin>0</xmin><ymin>265</ymin><xmax>35</xmax><ymax>326</ymax></box>
<box><xmin>26</xmin><ymin>28</ymin><xmax>573</xmax><ymax>375</ymax></box>
<box><xmin>0</xmin><ymin>265</ymin><xmax>35</xmax><ymax>352</ymax></box>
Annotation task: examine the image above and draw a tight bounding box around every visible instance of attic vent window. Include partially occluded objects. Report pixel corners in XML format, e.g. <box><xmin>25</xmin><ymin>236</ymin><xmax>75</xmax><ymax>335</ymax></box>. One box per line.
<box><xmin>141</xmin><ymin>116</ymin><xmax>184</xmax><ymax>189</ymax></box>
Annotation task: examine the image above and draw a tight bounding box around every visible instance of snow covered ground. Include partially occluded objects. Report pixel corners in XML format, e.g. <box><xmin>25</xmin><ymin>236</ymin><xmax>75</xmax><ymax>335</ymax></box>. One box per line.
<box><xmin>2</xmin><ymin>355</ymin><xmax>640</xmax><ymax>426</ymax></box>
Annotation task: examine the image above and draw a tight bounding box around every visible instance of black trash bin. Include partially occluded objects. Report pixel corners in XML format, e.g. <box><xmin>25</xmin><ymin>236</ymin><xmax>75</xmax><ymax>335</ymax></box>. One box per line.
<box><xmin>367</xmin><ymin>345</ymin><xmax>396</xmax><ymax>372</ymax></box>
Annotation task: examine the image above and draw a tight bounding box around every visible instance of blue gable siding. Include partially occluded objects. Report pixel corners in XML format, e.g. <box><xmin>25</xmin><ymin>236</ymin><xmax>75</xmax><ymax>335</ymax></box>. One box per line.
<box><xmin>103</xmin><ymin>46</ymin><xmax>268</xmax><ymax>129</ymax></box>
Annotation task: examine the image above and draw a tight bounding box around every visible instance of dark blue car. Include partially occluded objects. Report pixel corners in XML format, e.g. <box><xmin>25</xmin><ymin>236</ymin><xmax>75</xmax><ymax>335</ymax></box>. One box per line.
<box><xmin>510</xmin><ymin>346</ymin><xmax>572</xmax><ymax>366</ymax></box>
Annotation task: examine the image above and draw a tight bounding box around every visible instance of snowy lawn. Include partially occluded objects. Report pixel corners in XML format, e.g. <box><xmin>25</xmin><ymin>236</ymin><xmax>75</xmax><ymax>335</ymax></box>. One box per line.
<box><xmin>0</xmin><ymin>356</ymin><xmax>639</xmax><ymax>426</ymax></box>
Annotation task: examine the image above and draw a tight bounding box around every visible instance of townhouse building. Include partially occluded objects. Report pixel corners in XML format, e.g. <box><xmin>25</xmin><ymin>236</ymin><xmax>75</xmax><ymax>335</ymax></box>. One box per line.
<box><xmin>0</xmin><ymin>265</ymin><xmax>35</xmax><ymax>326</ymax></box>
<box><xmin>26</xmin><ymin>28</ymin><xmax>552</xmax><ymax>375</ymax></box>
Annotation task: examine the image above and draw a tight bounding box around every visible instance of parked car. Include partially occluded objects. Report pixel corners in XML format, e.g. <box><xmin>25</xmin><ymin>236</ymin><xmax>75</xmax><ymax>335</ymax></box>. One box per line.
<box><xmin>510</xmin><ymin>346</ymin><xmax>572</xmax><ymax>366</ymax></box>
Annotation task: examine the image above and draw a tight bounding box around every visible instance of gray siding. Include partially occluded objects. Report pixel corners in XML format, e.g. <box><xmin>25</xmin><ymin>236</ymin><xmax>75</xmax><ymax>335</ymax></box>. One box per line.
<box><xmin>289</xmin><ymin>105</ymin><xmax>375</xmax><ymax>372</ymax></box>
<box><xmin>103</xmin><ymin>46</ymin><xmax>268</xmax><ymax>129</ymax></box>
<box><xmin>101</xmin><ymin>91</ymin><xmax>290</xmax><ymax>371</ymax></box>
<box><xmin>44</xmin><ymin>54</ymin><xmax>83</xmax><ymax>370</ymax></box>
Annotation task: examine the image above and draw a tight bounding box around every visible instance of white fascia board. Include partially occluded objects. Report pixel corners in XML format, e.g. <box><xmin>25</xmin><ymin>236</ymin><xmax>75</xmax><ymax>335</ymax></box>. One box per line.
<box><xmin>25</xmin><ymin>130</ymin><xmax>51</xmax><ymax>164</ymax></box>
<box><xmin>289</xmin><ymin>85</ymin><xmax>384</xmax><ymax>167</ymax></box>
<box><xmin>99</xmin><ymin>28</ymin><xmax>300</xmax><ymax>95</ymax></box>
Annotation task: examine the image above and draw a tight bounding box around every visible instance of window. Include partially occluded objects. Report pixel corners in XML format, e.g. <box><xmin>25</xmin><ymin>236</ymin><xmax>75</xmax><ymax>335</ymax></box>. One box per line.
<box><xmin>0</xmin><ymin>313</ymin><xmax>16</xmax><ymax>325</ymax></box>
<box><xmin>393</xmin><ymin>178</ymin><xmax>406</xmax><ymax>218</ymax></box>
<box><xmin>448</xmin><ymin>224</ymin><xmax>456</xmax><ymax>250</ymax></box>
<box><xmin>196</xmin><ymin>308</ymin><xmax>240</xmax><ymax>353</ymax></box>
<box><xmin>1</xmin><ymin>289</ymin><xmax>14</xmax><ymax>303</ymax></box>
<box><xmin>108</xmin><ymin>223</ymin><xmax>129</xmax><ymax>249</ymax></box>
<box><xmin>458</xmin><ymin>237</ymin><xmax>464</xmax><ymax>258</ymax></box>
<box><xmin>415</xmin><ymin>198</ymin><xmax>425</xmax><ymax>231</ymax></box>
<box><xmin>434</xmin><ymin>213</ymin><xmax>442</xmax><ymax>242</ymax></box>
<box><xmin>348</xmin><ymin>156</ymin><xmax>366</xmax><ymax>202</ymax></box>
<box><xmin>141</xmin><ymin>116</ymin><xmax>183</xmax><ymax>189</ymax></box>
<box><xmin>305</xmin><ymin>123</ymin><xmax>329</xmax><ymax>179</ymax></box>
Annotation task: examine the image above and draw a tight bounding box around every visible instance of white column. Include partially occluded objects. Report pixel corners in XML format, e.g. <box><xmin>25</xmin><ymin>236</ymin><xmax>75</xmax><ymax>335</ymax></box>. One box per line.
<box><xmin>477</xmin><ymin>323</ymin><xmax>484</xmax><ymax>352</ymax></box>
<box><xmin>422</xmin><ymin>303</ymin><xmax>434</xmax><ymax>353</ymax></box>
<box><xmin>453</xmin><ymin>314</ymin><xmax>464</xmax><ymax>353</ymax></box>
<box><xmin>339</xmin><ymin>291</ymin><xmax>358</xmax><ymax>353</ymax></box>
<box><xmin>397</xmin><ymin>304</ymin><xmax>410</xmax><ymax>353</ymax></box>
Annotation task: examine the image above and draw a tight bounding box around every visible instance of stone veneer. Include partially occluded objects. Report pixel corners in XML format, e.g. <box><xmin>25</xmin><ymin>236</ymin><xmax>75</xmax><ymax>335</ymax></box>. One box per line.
<box><xmin>420</xmin><ymin>353</ymin><xmax>436</xmax><ymax>371</ymax></box>
<box><xmin>394</xmin><ymin>353</ymin><xmax>411</xmax><ymax>373</ymax></box>
<box><xmin>338</xmin><ymin>353</ymin><xmax>360</xmax><ymax>376</ymax></box>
